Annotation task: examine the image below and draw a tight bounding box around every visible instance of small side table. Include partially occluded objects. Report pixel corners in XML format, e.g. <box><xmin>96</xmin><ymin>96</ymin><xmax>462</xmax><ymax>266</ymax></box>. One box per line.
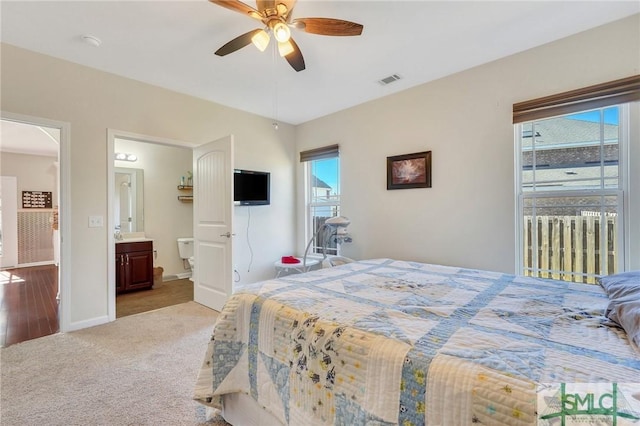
<box><xmin>274</xmin><ymin>258</ymin><xmax>320</xmax><ymax>278</ymax></box>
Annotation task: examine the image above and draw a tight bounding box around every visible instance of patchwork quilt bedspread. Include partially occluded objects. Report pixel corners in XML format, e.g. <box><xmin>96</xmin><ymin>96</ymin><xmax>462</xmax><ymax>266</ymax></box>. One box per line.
<box><xmin>194</xmin><ymin>259</ymin><xmax>640</xmax><ymax>425</ymax></box>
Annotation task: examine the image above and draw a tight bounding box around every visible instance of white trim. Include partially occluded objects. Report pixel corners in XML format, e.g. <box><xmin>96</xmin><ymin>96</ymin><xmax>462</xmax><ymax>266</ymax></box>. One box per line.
<box><xmin>111</xmin><ymin>129</ymin><xmax>196</xmax><ymax>150</ymax></box>
<box><xmin>620</xmin><ymin>103</ymin><xmax>631</xmax><ymax>270</ymax></box>
<box><xmin>160</xmin><ymin>275</ymin><xmax>182</xmax><ymax>282</ymax></box>
<box><xmin>518</xmin><ymin>188</ymin><xmax>622</xmax><ymax>199</ymax></box>
<box><xmin>0</xmin><ymin>176</ymin><xmax>18</xmax><ymax>268</ymax></box>
<box><xmin>66</xmin><ymin>315</ymin><xmax>110</xmax><ymax>332</ymax></box>
<box><xmin>11</xmin><ymin>261</ymin><xmax>56</xmax><ymax>268</ymax></box>
<box><xmin>308</xmin><ymin>200</ymin><xmax>341</xmax><ymax>207</ymax></box>
<box><xmin>106</xmin><ymin>129</ymin><xmax>195</xmax><ymax>322</ymax></box>
<box><xmin>631</xmin><ymin>102</ymin><xmax>640</xmax><ymax>269</ymax></box>
<box><xmin>514</xmin><ymin>125</ymin><xmax>523</xmax><ymax>274</ymax></box>
<box><xmin>1</xmin><ymin>111</ymin><xmax>71</xmax><ymax>332</ymax></box>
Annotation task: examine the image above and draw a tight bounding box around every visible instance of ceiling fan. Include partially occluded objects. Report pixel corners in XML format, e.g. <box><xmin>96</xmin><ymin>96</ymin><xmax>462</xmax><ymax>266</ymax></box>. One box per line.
<box><xmin>210</xmin><ymin>0</ymin><xmax>363</xmax><ymax>72</ymax></box>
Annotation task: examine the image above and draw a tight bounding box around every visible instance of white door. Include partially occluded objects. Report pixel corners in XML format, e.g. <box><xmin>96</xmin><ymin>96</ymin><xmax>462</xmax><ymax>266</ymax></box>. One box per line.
<box><xmin>193</xmin><ymin>135</ymin><xmax>233</xmax><ymax>311</ymax></box>
<box><xmin>0</xmin><ymin>176</ymin><xmax>18</xmax><ymax>268</ymax></box>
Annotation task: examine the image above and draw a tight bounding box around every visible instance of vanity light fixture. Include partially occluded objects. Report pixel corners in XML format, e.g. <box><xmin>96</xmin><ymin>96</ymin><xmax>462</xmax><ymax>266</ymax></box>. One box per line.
<box><xmin>114</xmin><ymin>152</ymin><xmax>138</xmax><ymax>162</ymax></box>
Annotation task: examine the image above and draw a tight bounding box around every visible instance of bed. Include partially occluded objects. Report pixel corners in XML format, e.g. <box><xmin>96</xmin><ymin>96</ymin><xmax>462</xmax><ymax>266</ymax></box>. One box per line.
<box><xmin>194</xmin><ymin>258</ymin><xmax>640</xmax><ymax>425</ymax></box>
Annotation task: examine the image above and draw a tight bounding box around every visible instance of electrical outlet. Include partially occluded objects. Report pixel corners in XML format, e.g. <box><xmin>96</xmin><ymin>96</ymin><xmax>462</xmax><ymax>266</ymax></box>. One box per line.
<box><xmin>88</xmin><ymin>215</ymin><xmax>103</xmax><ymax>228</ymax></box>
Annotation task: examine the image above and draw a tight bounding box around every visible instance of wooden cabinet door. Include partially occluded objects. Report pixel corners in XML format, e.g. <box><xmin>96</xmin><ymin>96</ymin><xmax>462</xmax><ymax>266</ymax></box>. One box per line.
<box><xmin>115</xmin><ymin>241</ymin><xmax>153</xmax><ymax>293</ymax></box>
<box><xmin>125</xmin><ymin>250</ymin><xmax>153</xmax><ymax>291</ymax></box>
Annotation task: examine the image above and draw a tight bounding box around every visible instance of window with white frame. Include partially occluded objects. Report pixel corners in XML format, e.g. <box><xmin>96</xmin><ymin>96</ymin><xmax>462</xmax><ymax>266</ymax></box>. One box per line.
<box><xmin>513</xmin><ymin>76</ymin><xmax>639</xmax><ymax>284</ymax></box>
<box><xmin>300</xmin><ymin>145</ymin><xmax>340</xmax><ymax>256</ymax></box>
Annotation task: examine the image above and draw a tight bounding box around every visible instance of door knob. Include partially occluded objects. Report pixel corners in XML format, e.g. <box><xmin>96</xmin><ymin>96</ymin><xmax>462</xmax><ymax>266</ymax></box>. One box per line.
<box><xmin>219</xmin><ymin>232</ymin><xmax>235</xmax><ymax>238</ymax></box>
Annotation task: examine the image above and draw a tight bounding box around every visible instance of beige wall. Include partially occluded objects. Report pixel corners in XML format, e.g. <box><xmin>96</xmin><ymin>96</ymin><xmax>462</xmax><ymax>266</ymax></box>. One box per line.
<box><xmin>1</xmin><ymin>43</ymin><xmax>296</xmax><ymax>329</ymax></box>
<box><xmin>296</xmin><ymin>14</ymin><xmax>640</xmax><ymax>273</ymax></box>
<box><xmin>1</xmin><ymin>152</ymin><xmax>58</xmax><ymax>205</ymax></box>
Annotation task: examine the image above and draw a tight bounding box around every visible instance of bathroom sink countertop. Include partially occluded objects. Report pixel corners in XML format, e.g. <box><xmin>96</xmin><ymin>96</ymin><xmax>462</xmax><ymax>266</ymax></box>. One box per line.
<box><xmin>116</xmin><ymin>237</ymin><xmax>153</xmax><ymax>243</ymax></box>
<box><xmin>116</xmin><ymin>232</ymin><xmax>153</xmax><ymax>243</ymax></box>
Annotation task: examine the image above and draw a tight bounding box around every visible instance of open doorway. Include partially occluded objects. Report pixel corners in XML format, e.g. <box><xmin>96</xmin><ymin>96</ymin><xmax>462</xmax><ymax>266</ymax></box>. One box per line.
<box><xmin>107</xmin><ymin>131</ymin><xmax>195</xmax><ymax>320</ymax></box>
<box><xmin>0</xmin><ymin>118</ymin><xmax>61</xmax><ymax>347</ymax></box>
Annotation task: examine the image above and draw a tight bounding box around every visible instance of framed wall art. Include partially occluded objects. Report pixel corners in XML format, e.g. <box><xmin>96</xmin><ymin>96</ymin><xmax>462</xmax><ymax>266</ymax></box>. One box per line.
<box><xmin>22</xmin><ymin>191</ymin><xmax>53</xmax><ymax>208</ymax></box>
<box><xmin>386</xmin><ymin>151</ymin><xmax>432</xmax><ymax>190</ymax></box>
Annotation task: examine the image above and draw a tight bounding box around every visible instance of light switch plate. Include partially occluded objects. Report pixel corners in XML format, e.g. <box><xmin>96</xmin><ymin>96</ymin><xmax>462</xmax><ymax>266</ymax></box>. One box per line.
<box><xmin>88</xmin><ymin>215</ymin><xmax>103</xmax><ymax>228</ymax></box>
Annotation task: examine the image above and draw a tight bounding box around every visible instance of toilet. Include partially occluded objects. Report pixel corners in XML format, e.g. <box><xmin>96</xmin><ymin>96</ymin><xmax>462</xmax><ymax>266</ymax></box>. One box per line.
<box><xmin>177</xmin><ymin>237</ymin><xmax>194</xmax><ymax>280</ymax></box>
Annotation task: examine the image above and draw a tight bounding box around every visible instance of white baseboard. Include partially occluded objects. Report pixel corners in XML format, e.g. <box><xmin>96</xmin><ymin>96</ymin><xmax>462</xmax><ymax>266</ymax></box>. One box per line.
<box><xmin>175</xmin><ymin>272</ymin><xmax>192</xmax><ymax>279</ymax></box>
<box><xmin>67</xmin><ymin>314</ymin><xmax>110</xmax><ymax>332</ymax></box>
<box><xmin>12</xmin><ymin>261</ymin><xmax>56</xmax><ymax>269</ymax></box>
<box><xmin>159</xmin><ymin>274</ymin><xmax>192</xmax><ymax>282</ymax></box>
<box><xmin>161</xmin><ymin>275</ymin><xmax>179</xmax><ymax>282</ymax></box>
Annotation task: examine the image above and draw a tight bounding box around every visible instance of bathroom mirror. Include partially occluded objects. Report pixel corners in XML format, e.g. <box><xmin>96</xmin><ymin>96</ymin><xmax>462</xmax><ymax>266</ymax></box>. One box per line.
<box><xmin>114</xmin><ymin>167</ymin><xmax>144</xmax><ymax>233</ymax></box>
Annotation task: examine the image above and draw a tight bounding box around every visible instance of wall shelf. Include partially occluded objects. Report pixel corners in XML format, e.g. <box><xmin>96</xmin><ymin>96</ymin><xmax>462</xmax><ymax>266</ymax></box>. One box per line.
<box><xmin>177</xmin><ymin>184</ymin><xmax>193</xmax><ymax>202</ymax></box>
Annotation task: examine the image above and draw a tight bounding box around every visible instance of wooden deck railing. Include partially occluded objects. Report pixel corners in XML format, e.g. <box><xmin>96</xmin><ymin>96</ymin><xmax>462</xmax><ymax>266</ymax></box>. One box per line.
<box><xmin>523</xmin><ymin>215</ymin><xmax>617</xmax><ymax>284</ymax></box>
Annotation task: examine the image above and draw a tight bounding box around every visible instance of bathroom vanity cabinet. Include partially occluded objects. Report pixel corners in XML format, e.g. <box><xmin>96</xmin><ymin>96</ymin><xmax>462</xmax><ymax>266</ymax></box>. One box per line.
<box><xmin>116</xmin><ymin>240</ymin><xmax>154</xmax><ymax>294</ymax></box>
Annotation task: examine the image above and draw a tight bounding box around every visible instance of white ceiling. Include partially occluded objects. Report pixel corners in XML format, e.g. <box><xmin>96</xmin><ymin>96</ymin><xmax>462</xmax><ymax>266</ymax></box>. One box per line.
<box><xmin>1</xmin><ymin>1</ymin><xmax>638</xmax><ymax>127</ymax></box>
<box><xmin>1</xmin><ymin>120</ymin><xmax>60</xmax><ymax>157</ymax></box>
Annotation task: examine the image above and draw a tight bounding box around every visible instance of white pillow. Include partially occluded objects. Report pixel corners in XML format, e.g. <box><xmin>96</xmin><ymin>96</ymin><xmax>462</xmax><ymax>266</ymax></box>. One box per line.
<box><xmin>598</xmin><ymin>271</ymin><xmax>640</xmax><ymax>351</ymax></box>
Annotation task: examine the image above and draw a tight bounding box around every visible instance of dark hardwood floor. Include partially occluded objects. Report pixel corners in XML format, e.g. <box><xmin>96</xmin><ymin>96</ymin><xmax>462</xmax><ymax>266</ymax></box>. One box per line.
<box><xmin>116</xmin><ymin>278</ymin><xmax>193</xmax><ymax>318</ymax></box>
<box><xmin>0</xmin><ymin>265</ymin><xmax>194</xmax><ymax>348</ymax></box>
<box><xmin>0</xmin><ymin>264</ymin><xmax>59</xmax><ymax>348</ymax></box>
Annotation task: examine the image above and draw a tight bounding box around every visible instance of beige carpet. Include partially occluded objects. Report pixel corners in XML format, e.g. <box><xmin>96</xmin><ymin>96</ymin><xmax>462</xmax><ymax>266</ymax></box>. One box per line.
<box><xmin>0</xmin><ymin>302</ymin><xmax>230</xmax><ymax>426</ymax></box>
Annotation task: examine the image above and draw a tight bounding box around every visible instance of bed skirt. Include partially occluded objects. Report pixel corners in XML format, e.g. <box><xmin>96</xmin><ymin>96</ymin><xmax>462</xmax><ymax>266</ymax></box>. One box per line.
<box><xmin>221</xmin><ymin>393</ymin><xmax>284</xmax><ymax>426</ymax></box>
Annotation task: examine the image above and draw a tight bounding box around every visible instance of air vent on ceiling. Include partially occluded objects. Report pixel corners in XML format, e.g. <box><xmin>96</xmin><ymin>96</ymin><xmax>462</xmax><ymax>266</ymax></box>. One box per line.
<box><xmin>378</xmin><ymin>74</ymin><xmax>402</xmax><ymax>86</ymax></box>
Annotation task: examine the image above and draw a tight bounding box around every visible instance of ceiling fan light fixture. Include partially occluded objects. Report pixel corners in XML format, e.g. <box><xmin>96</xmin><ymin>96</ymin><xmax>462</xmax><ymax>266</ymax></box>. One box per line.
<box><xmin>210</xmin><ymin>1</ymin><xmax>363</xmax><ymax>72</ymax></box>
<box><xmin>276</xmin><ymin>3</ymin><xmax>288</xmax><ymax>16</ymax></box>
<box><xmin>273</xmin><ymin>21</ymin><xmax>291</xmax><ymax>43</ymax></box>
<box><xmin>278</xmin><ymin>40</ymin><xmax>294</xmax><ymax>57</ymax></box>
<box><xmin>251</xmin><ymin>29</ymin><xmax>270</xmax><ymax>52</ymax></box>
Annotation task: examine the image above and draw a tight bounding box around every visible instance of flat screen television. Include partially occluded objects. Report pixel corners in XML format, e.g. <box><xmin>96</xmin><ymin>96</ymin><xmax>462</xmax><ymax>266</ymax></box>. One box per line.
<box><xmin>234</xmin><ymin>169</ymin><xmax>270</xmax><ymax>205</ymax></box>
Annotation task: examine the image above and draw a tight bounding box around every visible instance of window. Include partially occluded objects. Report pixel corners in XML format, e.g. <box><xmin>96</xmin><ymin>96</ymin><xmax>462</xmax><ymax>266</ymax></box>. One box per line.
<box><xmin>514</xmin><ymin>76</ymin><xmax>639</xmax><ymax>284</ymax></box>
<box><xmin>300</xmin><ymin>145</ymin><xmax>340</xmax><ymax>256</ymax></box>
<box><xmin>517</xmin><ymin>107</ymin><xmax>624</xmax><ymax>283</ymax></box>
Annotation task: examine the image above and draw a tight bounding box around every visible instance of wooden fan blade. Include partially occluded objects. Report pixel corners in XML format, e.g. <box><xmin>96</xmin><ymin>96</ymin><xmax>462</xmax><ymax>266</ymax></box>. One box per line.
<box><xmin>209</xmin><ymin>0</ymin><xmax>261</xmax><ymax>20</ymax></box>
<box><xmin>291</xmin><ymin>17</ymin><xmax>363</xmax><ymax>36</ymax></box>
<box><xmin>284</xmin><ymin>37</ymin><xmax>305</xmax><ymax>72</ymax></box>
<box><xmin>215</xmin><ymin>29</ymin><xmax>263</xmax><ymax>56</ymax></box>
